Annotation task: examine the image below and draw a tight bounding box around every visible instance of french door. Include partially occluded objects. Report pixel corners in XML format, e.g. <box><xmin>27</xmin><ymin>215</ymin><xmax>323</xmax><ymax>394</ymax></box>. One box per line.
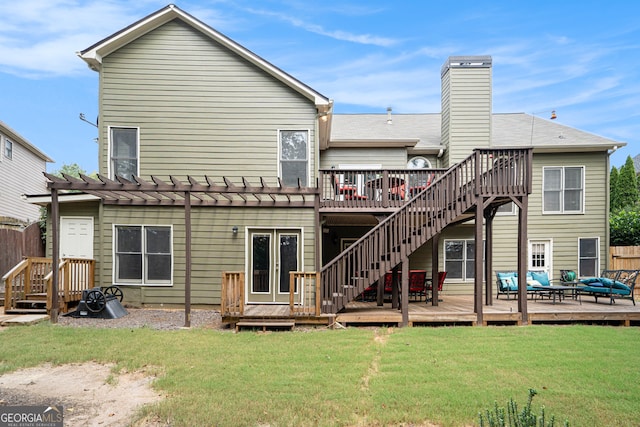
<box><xmin>248</xmin><ymin>229</ymin><xmax>301</xmax><ymax>304</ymax></box>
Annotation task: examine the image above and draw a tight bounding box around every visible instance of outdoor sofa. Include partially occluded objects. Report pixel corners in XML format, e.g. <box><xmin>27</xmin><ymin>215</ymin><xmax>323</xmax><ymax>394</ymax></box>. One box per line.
<box><xmin>495</xmin><ymin>271</ymin><xmax>554</xmax><ymax>300</ymax></box>
<box><xmin>578</xmin><ymin>269</ymin><xmax>638</xmax><ymax>305</ymax></box>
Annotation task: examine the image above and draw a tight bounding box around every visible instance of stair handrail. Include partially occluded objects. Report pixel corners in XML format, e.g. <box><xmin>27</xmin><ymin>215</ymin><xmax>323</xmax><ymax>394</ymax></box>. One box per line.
<box><xmin>320</xmin><ymin>148</ymin><xmax>532</xmax><ymax>313</ymax></box>
<box><xmin>3</xmin><ymin>257</ymin><xmax>52</xmax><ymax>311</ymax></box>
<box><xmin>45</xmin><ymin>258</ymin><xmax>95</xmax><ymax>313</ymax></box>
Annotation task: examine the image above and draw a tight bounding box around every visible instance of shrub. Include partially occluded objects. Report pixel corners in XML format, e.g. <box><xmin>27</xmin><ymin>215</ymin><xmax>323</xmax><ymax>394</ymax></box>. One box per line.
<box><xmin>478</xmin><ymin>389</ymin><xmax>569</xmax><ymax>427</ymax></box>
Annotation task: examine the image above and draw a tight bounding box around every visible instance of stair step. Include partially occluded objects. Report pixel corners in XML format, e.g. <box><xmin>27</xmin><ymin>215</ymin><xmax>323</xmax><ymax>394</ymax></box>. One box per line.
<box><xmin>16</xmin><ymin>300</ymin><xmax>47</xmax><ymax>309</ymax></box>
<box><xmin>235</xmin><ymin>319</ymin><xmax>295</xmax><ymax>332</ymax></box>
<box><xmin>5</xmin><ymin>308</ymin><xmax>48</xmax><ymax>315</ymax></box>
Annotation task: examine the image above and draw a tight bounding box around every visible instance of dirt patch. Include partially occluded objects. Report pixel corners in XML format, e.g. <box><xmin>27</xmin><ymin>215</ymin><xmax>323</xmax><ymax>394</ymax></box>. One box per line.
<box><xmin>0</xmin><ymin>362</ymin><xmax>165</xmax><ymax>426</ymax></box>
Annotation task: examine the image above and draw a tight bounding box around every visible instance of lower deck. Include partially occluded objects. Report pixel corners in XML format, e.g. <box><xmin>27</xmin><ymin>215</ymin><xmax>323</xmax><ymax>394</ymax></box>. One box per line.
<box><xmin>224</xmin><ymin>294</ymin><xmax>640</xmax><ymax>328</ymax></box>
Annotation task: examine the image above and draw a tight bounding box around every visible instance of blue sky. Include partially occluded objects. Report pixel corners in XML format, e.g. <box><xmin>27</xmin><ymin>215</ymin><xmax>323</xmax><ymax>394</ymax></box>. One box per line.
<box><xmin>1</xmin><ymin>0</ymin><xmax>638</xmax><ymax>173</ymax></box>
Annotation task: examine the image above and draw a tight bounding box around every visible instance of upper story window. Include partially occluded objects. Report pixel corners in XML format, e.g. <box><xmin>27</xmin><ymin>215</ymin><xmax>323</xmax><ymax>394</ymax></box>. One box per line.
<box><xmin>543</xmin><ymin>166</ymin><xmax>584</xmax><ymax>213</ymax></box>
<box><xmin>110</xmin><ymin>127</ymin><xmax>139</xmax><ymax>180</ymax></box>
<box><xmin>279</xmin><ymin>130</ymin><xmax>308</xmax><ymax>186</ymax></box>
<box><xmin>4</xmin><ymin>138</ymin><xmax>13</xmax><ymax>159</ymax></box>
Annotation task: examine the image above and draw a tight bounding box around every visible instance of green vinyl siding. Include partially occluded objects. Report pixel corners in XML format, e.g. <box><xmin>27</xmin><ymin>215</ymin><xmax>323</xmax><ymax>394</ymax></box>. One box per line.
<box><xmin>491</xmin><ymin>151</ymin><xmax>608</xmax><ymax>279</ymax></box>
<box><xmin>98</xmin><ymin>205</ymin><xmax>316</xmax><ymax>306</ymax></box>
<box><xmin>99</xmin><ymin>19</ymin><xmax>317</xmax><ymax>183</ymax></box>
<box><xmin>441</xmin><ymin>67</ymin><xmax>492</xmax><ymax>166</ymax></box>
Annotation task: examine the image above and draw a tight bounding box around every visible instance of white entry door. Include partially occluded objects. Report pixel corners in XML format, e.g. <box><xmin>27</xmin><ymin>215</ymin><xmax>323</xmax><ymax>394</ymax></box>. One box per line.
<box><xmin>60</xmin><ymin>217</ymin><xmax>94</xmax><ymax>259</ymax></box>
<box><xmin>528</xmin><ymin>239</ymin><xmax>552</xmax><ymax>275</ymax></box>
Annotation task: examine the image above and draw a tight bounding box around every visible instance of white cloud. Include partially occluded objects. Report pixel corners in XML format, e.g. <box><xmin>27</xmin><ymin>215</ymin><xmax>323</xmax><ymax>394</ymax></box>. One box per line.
<box><xmin>0</xmin><ymin>0</ymin><xmax>160</xmax><ymax>77</ymax></box>
<box><xmin>244</xmin><ymin>7</ymin><xmax>399</xmax><ymax>47</ymax></box>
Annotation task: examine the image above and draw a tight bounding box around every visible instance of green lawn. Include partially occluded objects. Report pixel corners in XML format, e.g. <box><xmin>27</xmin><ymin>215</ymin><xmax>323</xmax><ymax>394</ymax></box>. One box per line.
<box><xmin>1</xmin><ymin>324</ymin><xmax>639</xmax><ymax>426</ymax></box>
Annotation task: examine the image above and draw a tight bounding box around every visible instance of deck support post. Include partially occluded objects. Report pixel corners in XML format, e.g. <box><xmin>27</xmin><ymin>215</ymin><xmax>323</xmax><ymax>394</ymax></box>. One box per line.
<box><xmin>474</xmin><ymin>199</ymin><xmax>484</xmax><ymax>325</ymax></box>
<box><xmin>391</xmin><ymin>267</ymin><xmax>399</xmax><ymax>309</ymax></box>
<box><xmin>431</xmin><ymin>233</ymin><xmax>440</xmax><ymax>306</ymax></box>
<box><xmin>517</xmin><ymin>194</ymin><xmax>529</xmax><ymax>324</ymax></box>
<box><xmin>400</xmin><ymin>260</ymin><xmax>409</xmax><ymax>326</ymax></box>
<box><xmin>484</xmin><ymin>209</ymin><xmax>495</xmax><ymax>305</ymax></box>
<box><xmin>376</xmin><ymin>277</ymin><xmax>384</xmax><ymax>306</ymax></box>
<box><xmin>184</xmin><ymin>191</ymin><xmax>192</xmax><ymax>328</ymax></box>
<box><xmin>50</xmin><ymin>188</ymin><xmax>59</xmax><ymax>324</ymax></box>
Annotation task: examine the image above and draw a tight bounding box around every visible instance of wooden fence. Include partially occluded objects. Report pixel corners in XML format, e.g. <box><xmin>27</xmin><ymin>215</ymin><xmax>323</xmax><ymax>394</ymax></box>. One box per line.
<box><xmin>0</xmin><ymin>223</ymin><xmax>44</xmax><ymax>282</ymax></box>
<box><xmin>610</xmin><ymin>246</ymin><xmax>640</xmax><ymax>271</ymax></box>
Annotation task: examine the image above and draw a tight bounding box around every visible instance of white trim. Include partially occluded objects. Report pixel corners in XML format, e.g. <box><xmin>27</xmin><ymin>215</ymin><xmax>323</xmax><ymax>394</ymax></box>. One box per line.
<box><xmin>108</xmin><ymin>126</ymin><xmax>140</xmax><ymax>179</ymax></box>
<box><xmin>542</xmin><ymin>165</ymin><xmax>585</xmax><ymax>214</ymax></box>
<box><xmin>26</xmin><ymin>193</ymin><xmax>101</xmax><ymax>206</ymax></box>
<box><xmin>278</xmin><ymin>129</ymin><xmax>310</xmax><ymax>187</ymax></box>
<box><xmin>112</xmin><ymin>223</ymin><xmax>174</xmax><ymax>287</ymax></box>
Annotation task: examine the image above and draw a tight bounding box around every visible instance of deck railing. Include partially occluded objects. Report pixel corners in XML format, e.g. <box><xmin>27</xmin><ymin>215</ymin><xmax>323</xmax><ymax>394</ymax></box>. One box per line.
<box><xmin>45</xmin><ymin>258</ymin><xmax>95</xmax><ymax>313</ymax></box>
<box><xmin>320</xmin><ymin>148</ymin><xmax>533</xmax><ymax>314</ymax></box>
<box><xmin>221</xmin><ymin>271</ymin><xmax>244</xmax><ymax>316</ymax></box>
<box><xmin>290</xmin><ymin>272</ymin><xmax>321</xmax><ymax>316</ymax></box>
<box><xmin>319</xmin><ymin>168</ymin><xmax>448</xmax><ymax>209</ymax></box>
<box><xmin>2</xmin><ymin>257</ymin><xmax>52</xmax><ymax>311</ymax></box>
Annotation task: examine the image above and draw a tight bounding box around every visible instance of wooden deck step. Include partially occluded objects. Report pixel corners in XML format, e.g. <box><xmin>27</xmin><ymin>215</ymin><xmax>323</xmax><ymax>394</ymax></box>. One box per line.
<box><xmin>5</xmin><ymin>308</ymin><xmax>48</xmax><ymax>315</ymax></box>
<box><xmin>16</xmin><ymin>299</ymin><xmax>47</xmax><ymax>309</ymax></box>
<box><xmin>235</xmin><ymin>319</ymin><xmax>295</xmax><ymax>332</ymax></box>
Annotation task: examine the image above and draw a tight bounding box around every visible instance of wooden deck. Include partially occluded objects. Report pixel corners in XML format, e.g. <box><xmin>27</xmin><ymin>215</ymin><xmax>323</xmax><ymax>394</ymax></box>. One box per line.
<box><xmin>224</xmin><ymin>294</ymin><xmax>640</xmax><ymax>328</ymax></box>
<box><xmin>338</xmin><ymin>295</ymin><xmax>640</xmax><ymax>327</ymax></box>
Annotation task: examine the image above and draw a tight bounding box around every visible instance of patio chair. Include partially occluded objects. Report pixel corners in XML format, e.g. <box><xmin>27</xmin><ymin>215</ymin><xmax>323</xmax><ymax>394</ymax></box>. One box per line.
<box><xmin>408</xmin><ymin>270</ymin><xmax>427</xmax><ymax>301</ymax></box>
<box><xmin>579</xmin><ymin>269</ymin><xmax>637</xmax><ymax>305</ymax></box>
<box><xmin>332</xmin><ymin>174</ymin><xmax>368</xmax><ymax>201</ymax></box>
<box><xmin>426</xmin><ymin>271</ymin><xmax>447</xmax><ymax>303</ymax></box>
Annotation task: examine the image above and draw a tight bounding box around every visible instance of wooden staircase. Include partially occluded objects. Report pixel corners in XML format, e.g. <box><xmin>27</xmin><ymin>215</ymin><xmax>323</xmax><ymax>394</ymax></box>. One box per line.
<box><xmin>320</xmin><ymin>148</ymin><xmax>533</xmax><ymax>314</ymax></box>
<box><xmin>6</xmin><ymin>293</ymin><xmax>48</xmax><ymax>315</ymax></box>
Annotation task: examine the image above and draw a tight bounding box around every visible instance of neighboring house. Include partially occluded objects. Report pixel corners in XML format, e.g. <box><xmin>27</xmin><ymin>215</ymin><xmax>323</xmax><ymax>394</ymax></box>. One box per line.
<box><xmin>633</xmin><ymin>154</ymin><xmax>640</xmax><ymax>175</ymax></box>
<box><xmin>0</xmin><ymin>120</ymin><xmax>53</xmax><ymax>226</ymax></box>
<box><xmin>41</xmin><ymin>5</ymin><xmax>622</xmax><ymax>322</ymax></box>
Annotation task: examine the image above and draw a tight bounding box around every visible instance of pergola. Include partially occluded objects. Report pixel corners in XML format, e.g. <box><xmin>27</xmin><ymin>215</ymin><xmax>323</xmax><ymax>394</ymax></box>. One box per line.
<box><xmin>45</xmin><ymin>172</ymin><xmax>320</xmax><ymax>325</ymax></box>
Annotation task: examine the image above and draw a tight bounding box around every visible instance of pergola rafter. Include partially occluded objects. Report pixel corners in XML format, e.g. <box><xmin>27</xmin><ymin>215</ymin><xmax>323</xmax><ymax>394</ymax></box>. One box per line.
<box><xmin>44</xmin><ymin>172</ymin><xmax>320</xmax><ymax>326</ymax></box>
<box><xmin>44</xmin><ymin>173</ymin><xmax>319</xmax><ymax>208</ymax></box>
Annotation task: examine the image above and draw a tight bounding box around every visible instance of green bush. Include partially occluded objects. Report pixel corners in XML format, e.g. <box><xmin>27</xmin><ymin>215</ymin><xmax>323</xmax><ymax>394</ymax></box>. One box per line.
<box><xmin>610</xmin><ymin>206</ymin><xmax>640</xmax><ymax>246</ymax></box>
<box><xmin>478</xmin><ymin>389</ymin><xmax>569</xmax><ymax>427</ymax></box>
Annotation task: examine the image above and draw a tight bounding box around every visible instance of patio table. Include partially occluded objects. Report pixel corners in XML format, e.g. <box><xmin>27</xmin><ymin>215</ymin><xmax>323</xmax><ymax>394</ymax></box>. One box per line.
<box><xmin>532</xmin><ymin>284</ymin><xmax>582</xmax><ymax>304</ymax></box>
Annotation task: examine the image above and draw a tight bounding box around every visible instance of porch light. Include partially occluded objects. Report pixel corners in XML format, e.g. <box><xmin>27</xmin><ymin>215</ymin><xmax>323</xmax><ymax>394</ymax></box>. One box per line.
<box><xmin>232</xmin><ymin>226</ymin><xmax>238</xmax><ymax>234</ymax></box>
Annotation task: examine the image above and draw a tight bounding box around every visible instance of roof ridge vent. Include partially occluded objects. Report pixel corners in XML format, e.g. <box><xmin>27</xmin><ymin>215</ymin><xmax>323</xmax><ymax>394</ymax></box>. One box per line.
<box><xmin>386</xmin><ymin>107</ymin><xmax>392</xmax><ymax>125</ymax></box>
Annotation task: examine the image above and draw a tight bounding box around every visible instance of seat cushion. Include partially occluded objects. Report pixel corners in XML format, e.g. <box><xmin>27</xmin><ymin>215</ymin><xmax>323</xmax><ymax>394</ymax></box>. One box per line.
<box><xmin>531</xmin><ymin>271</ymin><xmax>550</xmax><ymax>287</ymax></box>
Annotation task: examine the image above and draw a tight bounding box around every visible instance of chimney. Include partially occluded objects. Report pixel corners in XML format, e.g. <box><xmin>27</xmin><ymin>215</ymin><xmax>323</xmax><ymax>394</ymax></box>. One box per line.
<box><xmin>440</xmin><ymin>56</ymin><xmax>492</xmax><ymax>166</ymax></box>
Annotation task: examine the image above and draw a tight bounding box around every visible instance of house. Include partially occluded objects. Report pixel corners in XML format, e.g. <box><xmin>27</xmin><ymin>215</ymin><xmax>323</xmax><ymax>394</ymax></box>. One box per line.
<box><xmin>37</xmin><ymin>5</ymin><xmax>622</xmax><ymax>325</ymax></box>
<box><xmin>0</xmin><ymin>120</ymin><xmax>53</xmax><ymax>226</ymax></box>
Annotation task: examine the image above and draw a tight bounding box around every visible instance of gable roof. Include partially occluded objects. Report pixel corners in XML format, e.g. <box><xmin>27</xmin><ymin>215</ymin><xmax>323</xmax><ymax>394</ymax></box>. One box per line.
<box><xmin>330</xmin><ymin>112</ymin><xmax>624</xmax><ymax>153</ymax></box>
<box><xmin>78</xmin><ymin>4</ymin><xmax>331</xmax><ymax>109</ymax></box>
<box><xmin>0</xmin><ymin>120</ymin><xmax>53</xmax><ymax>162</ymax></box>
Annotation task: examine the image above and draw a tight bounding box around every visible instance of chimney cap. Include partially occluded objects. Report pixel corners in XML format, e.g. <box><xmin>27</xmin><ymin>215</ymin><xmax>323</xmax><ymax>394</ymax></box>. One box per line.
<box><xmin>442</xmin><ymin>55</ymin><xmax>492</xmax><ymax>76</ymax></box>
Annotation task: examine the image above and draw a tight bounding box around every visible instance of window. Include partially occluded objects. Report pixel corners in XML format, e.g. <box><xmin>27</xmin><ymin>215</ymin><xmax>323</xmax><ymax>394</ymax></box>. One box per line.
<box><xmin>114</xmin><ymin>225</ymin><xmax>172</xmax><ymax>285</ymax></box>
<box><xmin>444</xmin><ymin>240</ymin><xmax>476</xmax><ymax>280</ymax></box>
<box><xmin>279</xmin><ymin>130</ymin><xmax>308</xmax><ymax>186</ymax></box>
<box><xmin>4</xmin><ymin>138</ymin><xmax>13</xmax><ymax>159</ymax></box>
<box><xmin>543</xmin><ymin>166</ymin><xmax>584</xmax><ymax>213</ymax></box>
<box><xmin>496</xmin><ymin>202</ymin><xmax>516</xmax><ymax>215</ymax></box>
<box><xmin>579</xmin><ymin>237</ymin><xmax>599</xmax><ymax>277</ymax></box>
<box><xmin>110</xmin><ymin>127</ymin><xmax>139</xmax><ymax>180</ymax></box>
